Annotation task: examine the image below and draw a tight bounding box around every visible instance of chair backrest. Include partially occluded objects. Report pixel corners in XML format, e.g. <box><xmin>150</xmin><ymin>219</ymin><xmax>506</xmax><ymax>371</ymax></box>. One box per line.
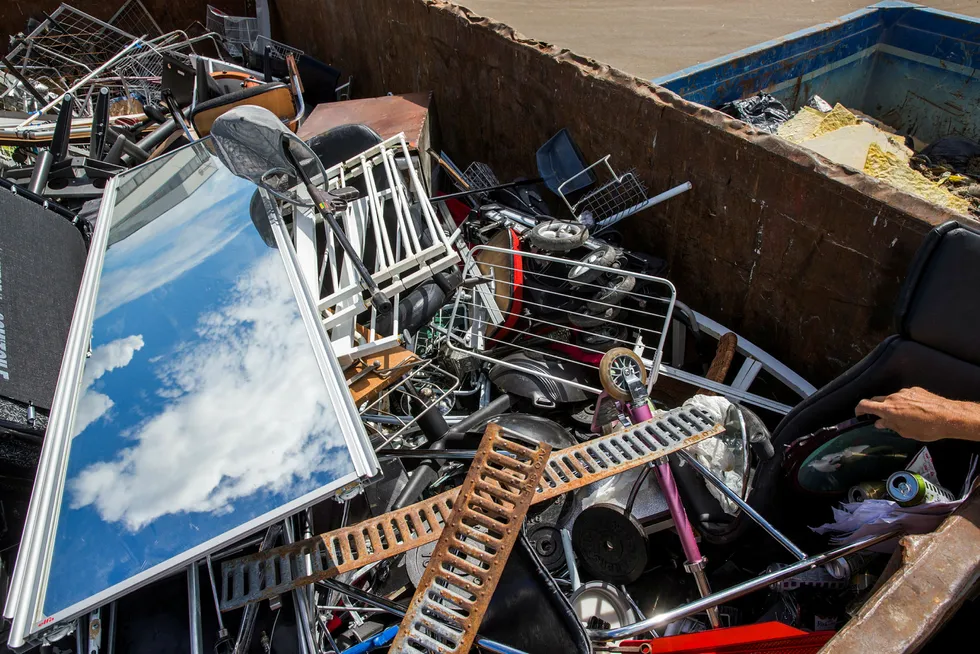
<box><xmin>190</xmin><ymin>83</ymin><xmax>295</xmax><ymax>137</ymax></box>
<box><xmin>893</xmin><ymin>220</ymin><xmax>980</xmax><ymax>366</ymax></box>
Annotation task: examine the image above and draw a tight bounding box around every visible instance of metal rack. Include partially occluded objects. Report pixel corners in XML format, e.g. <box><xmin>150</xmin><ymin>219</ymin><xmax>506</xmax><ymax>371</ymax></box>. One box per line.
<box><xmin>295</xmin><ymin>133</ymin><xmax>461</xmax><ymax>360</ymax></box>
<box><xmin>447</xmin><ymin>245</ymin><xmax>676</xmax><ymax>395</ymax></box>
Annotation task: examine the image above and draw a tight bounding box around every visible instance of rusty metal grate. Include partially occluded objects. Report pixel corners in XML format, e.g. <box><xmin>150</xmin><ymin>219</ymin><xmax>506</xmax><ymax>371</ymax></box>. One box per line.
<box><xmin>218</xmin><ymin>406</ymin><xmax>721</xmax><ymax>611</ymax></box>
<box><xmin>389</xmin><ymin>425</ymin><xmax>549</xmax><ymax>653</ymax></box>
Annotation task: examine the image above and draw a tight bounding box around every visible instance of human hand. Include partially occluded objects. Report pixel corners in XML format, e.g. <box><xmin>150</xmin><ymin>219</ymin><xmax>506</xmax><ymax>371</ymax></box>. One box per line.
<box><xmin>855</xmin><ymin>387</ymin><xmax>980</xmax><ymax>443</ymax></box>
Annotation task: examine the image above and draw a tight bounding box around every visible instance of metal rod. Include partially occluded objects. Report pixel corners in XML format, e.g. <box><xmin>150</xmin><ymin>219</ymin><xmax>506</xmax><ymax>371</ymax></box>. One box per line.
<box><xmin>285</xmin><ymin>518</ymin><xmax>319</xmax><ymax>654</ymax></box>
<box><xmin>316</xmin><ymin>580</ymin><xmax>528</xmax><ymax>654</ymax></box>
<box><xmin>589</xmin><ymin>530</ymin><xmax>901</xmax><ymax>641</ymax></box>
<box><xmin>376</xmin><ymin>448</ymin><xmax>476</xmax><ymax>460</ymax></box>
<box><xmin>106</xmin><ymin>602</ymin><xmax>117</xmax><ymax>654</ymax></box>
<box><xmin>204</xmin><ymin>556</ymin><xmax>225</xmax><ymax>632</ymax></box>
<box><xmin>429</xmin><ymin>177</ymin><xmax>544</xmax><ymax>203</ymax></box>
<box><xmin>187</xmin><ymin>565</ymin><xmax>204</xmax><ymax>654</ymax></box>
<box><xmin>677</xmin><ymin>450</ymin><xmax>807</xmax><ymax>561</ymax></box>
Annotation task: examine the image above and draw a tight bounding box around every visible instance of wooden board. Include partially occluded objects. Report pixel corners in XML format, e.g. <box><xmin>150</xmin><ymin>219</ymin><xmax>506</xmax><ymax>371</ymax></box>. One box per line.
<box><xmin>345</xmin><ymin>345</ymin><xmax>418</xmax><ymax>405</ymax></box>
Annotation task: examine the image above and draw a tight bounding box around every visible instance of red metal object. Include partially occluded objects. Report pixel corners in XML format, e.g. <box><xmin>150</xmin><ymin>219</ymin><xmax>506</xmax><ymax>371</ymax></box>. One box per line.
<box><xmin>622</xmin><ymin>622</ymin><xmax>835</xmax><ymax>654</ymax></box>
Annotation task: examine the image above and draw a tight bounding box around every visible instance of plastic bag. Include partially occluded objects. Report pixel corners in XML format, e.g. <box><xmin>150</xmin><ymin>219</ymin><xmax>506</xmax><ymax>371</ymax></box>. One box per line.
<box><xmin>920</xmin><ymin>135</ymin><xmax>980</xmax><ymax>174</ymax></box>
<box><xmin>719</xmin><ymin>93</ymin><xmax>792</xmax><ymax>134</ymax></box>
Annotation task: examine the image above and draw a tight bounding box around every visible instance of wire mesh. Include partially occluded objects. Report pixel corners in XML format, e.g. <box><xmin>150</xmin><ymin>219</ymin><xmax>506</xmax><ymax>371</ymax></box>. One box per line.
<box><xmin>447</xmin><ymin>245</ymin><xmax>675</xmax><ymax>394</ymax></box>
<box><xmin>108</xmin><ymin>0</ymin><xmax>163</xmax><ymax>39</ymax></box>
<box><xmin>574</xmin><ymin>168</ymin><xmax>649</xmax><ymax>223</ymax></box>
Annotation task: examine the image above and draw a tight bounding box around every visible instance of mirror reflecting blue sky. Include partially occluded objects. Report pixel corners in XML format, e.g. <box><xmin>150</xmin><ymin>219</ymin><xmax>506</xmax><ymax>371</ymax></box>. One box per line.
<box><xmin>43</xmin><ymin>141</ymin><xmax>356</xmax><ymax>617</ymax></box>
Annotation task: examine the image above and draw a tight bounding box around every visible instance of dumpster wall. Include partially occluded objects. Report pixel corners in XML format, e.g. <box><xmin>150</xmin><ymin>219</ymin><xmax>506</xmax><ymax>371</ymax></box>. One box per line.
<box><xmin>274</xmin><ymin>0</ymin><xmax>966</xmax><ymax>386</ymax></box>
<box><xmin>654</xmin><ymin>2</ymin><xmax>980</xmax><ymax>146</ymax></box>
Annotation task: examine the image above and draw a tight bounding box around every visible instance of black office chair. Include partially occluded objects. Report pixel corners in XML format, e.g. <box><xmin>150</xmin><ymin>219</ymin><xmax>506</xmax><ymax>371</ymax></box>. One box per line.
<box><xmin>752</xmin><ymin>220</ymin><xmax>980</xmax><ymax>525</ymax></box>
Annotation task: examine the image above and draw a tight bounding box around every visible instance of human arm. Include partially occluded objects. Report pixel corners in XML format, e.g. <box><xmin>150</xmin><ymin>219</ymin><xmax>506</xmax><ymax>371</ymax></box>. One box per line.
<box><xmin>855</xmin><ymin>387</ymin><xmax>980</xmax><ymax>443</ymax></box>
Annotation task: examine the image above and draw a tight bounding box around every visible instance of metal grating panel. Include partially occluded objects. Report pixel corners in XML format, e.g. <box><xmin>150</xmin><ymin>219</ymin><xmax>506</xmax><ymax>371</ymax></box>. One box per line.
<box><xmin>218</xmin><ymin>406</ymin><xmax>721</xmax><ymax>611</ymax></box>
<box><xmin>389</xmin><ymin>425</ymin><xmax>549</xmax><ymax>653</ymax></box>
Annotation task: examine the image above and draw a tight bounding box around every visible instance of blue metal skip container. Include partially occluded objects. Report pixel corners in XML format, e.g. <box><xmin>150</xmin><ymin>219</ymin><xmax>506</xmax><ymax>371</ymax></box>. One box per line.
<box><xmin>654</xmin><ymin>1</ymin><xmax>980</xmax><ymax>145</ymax></box>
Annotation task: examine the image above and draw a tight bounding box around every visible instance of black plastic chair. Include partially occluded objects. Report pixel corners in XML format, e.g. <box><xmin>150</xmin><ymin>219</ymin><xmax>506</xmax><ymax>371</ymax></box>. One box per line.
<box><xmin>753</xmin><ymin>220</ymin><xmax>980</xmax><ymax>522</ymax></box>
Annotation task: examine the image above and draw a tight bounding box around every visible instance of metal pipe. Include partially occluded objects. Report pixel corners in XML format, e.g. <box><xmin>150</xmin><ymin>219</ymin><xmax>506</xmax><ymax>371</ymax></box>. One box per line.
<box><xmin>316</xmin><ymin>580</ymin><xmax>528</xmax><ymax>654</ymax></box>
<box><xmin>560</xmin><ymin>528</ymin><xmax>580</xmax><ymax>591</ymax></box>
<box><xmin>106</xmin><ymin>602</ymin><xmax>118</xmax><ymax>654</ymax></box>
<box><xmin>285</xmin><ymin>518</ymin><xmax>319</xmax><ymax>654</ymax></box>
<box><xmin>429</xmin><ymin>178</ymin><xmax>544</xmax><ymax>203</ymax></box>
<box><xmin>653</xmin><ymin>462</ymin><xmax>701</xmax><ymax>565</ymax></box>
<box><xmin>135</xmin><ymin>118</ymin><xmax>178</xmax><ymax>152</ymax></box>
<box><xmin>187</xmin><ymin>565</ymin><xmax>204</xmax><ymax>654</ymax></box>
<box><xmin>677</xmin><ymin>450</ymin><xmax>807</xmax><ymax>561</ymax></box>
<box><xmin>376</xmin><ymin>449</ymin><xmax>476</xmax><ymax>460</ymax></box>
<box><xmin>204</xmin><ymin>556</ymin><xmax>225</xmax><ymax>633</ymax></box>
<box><xmin>444</xmin><ymin>393</ymin><xmax>512</xmax><ymax>437</ymax></box>
<box><xmin>27</xmin><ymin>150</ymin><xmax>53</xmax><ymax>194</ymax></box>
<box><xmin>589</xmin><ymin>531</ymin><xmax>901</xmax><ymax>641</ymax></box>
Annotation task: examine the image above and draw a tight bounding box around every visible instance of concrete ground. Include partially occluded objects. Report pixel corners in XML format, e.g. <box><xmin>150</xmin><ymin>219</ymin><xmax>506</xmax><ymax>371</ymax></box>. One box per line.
<box><xmin>454</xmin><ymin>1</ymin><xmax>980</xmax><ymax>80</ymax></box>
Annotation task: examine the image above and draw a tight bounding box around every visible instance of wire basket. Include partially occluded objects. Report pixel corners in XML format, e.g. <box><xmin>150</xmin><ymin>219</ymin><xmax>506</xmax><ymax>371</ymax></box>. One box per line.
<box><xmin>252</xmin><ymin>34</ymin><xmax>303</xmax><ymax>60</ymax></box>
<box><xmin>206</xmin><ymin>5</ymin><xmax>258</xmax><ymax>59</ymax></box>
<box><xmin>575</xmin><ymin>168</ymin><xmax>648</xmax><ymax>223</ymax></box>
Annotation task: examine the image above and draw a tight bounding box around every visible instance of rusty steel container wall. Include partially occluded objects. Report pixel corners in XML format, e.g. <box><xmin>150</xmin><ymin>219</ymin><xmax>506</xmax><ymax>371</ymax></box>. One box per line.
<box><xmin>270</xmin><ymin>0</ymin><xmax>970</xmax><ymax>389</ymax></box>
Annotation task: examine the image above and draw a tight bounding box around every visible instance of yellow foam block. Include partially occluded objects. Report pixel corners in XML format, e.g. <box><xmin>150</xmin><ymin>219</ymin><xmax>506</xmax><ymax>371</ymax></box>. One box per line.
<box><xmin>865</xmin><ymin>143</ymin><xmax>971</xmax><ymax>214</ymax></box>
<box><xmin>810</xmin><ymin>103</ymin><xmax>860</xmax><ymax>139</ymax></box>
<box><xmin>777</xmin><ymin>106</ymin><xmax>826</xmax><ymax>144</ymax></box>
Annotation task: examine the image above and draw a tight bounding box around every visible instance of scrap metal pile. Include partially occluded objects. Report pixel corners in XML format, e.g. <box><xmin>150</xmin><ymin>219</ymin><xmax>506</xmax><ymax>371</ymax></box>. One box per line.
<box><xmin>3</xmin><ymin>4</ymin><xmax>971</xmax><ymax>654</ymax></box>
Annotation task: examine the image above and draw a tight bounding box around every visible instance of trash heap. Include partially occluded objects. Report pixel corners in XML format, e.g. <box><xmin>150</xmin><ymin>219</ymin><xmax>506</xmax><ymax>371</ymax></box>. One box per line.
<box><xmin>0</xmin><ymin>4</ymin><xmax>977</xmax><ymax>654</ymax></box>
<box><xmin>723</xmin><ymin>94</ymin><xmax>980</xmax><ymax>216</ymax></box>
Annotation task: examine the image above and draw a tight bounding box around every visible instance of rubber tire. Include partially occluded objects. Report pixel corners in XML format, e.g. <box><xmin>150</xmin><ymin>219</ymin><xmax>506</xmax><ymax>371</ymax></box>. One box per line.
<box><xmin>569</xmin><ymin>305</ymin><xmax>621</xmax><ymax>329</ymax></box>
<box><xmin>587</xmin><ymin>274</ymin><xmax>636</xmax><ymax>312</ymax></box>
<box><xmin>529</xmin><ymin>220</ymin><xmax>589</xmax><ymax>252</ymax></box>
<box><xmin>567</xmin><ymin>245</ymin><xmax>619</xmax><ymax>285</ymax></box>
<box><xmin>598</xmin><ymin>347</ymin><xmax>647</xmax><ymax>402</ymax></box>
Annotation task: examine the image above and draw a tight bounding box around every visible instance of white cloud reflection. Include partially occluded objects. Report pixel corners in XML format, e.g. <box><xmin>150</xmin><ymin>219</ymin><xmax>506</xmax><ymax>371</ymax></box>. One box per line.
<box><xmin>73</xmin><ymin>335</ymin><xmax>145</xmax><ymax>437</ymax></box>
<box><xmin>70</xmin><ymin>253</ymin><xmax>352</xmax><ymax>531</ymax></box>
<box><xmin>95</xmin><ymin>174</ymin><xmax>250</xmax><ymax>319</ymax></box>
